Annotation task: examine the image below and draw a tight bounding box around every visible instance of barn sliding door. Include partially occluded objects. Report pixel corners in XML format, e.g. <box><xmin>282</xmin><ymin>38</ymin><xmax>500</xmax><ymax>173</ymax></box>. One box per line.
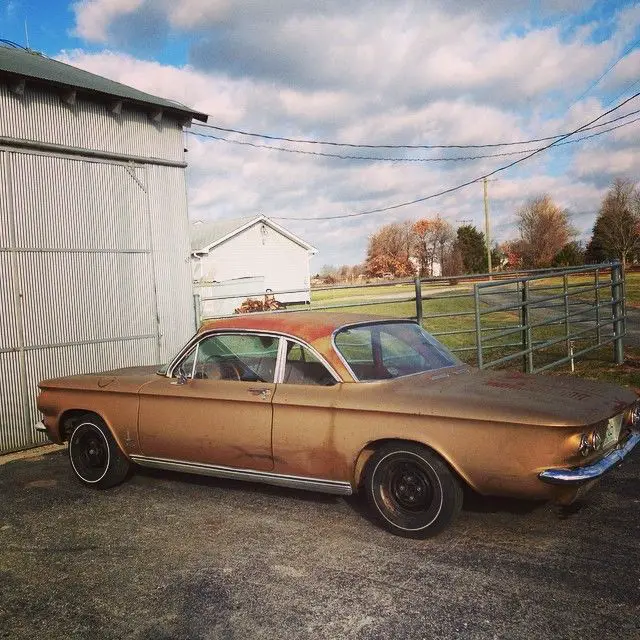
<box><xmin>0</xmin><ymin>150</ymin><xmax>160</xmax><ymax>453</ymax></box>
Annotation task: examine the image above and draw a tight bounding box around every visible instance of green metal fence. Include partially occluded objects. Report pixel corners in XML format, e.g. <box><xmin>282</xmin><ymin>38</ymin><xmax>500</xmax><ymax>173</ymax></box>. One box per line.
<box><xmin>194</xmin><ymin>262</ymin><xmax>626</xmax><ymax>373</ymax></box>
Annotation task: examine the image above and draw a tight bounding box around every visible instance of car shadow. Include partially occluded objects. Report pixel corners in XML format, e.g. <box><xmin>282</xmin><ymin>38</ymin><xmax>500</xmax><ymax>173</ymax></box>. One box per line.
<box><xmin>135</xmin><ymin>466</ymin><xmax>342</xmax><ymax>505</ymax></box>
<box><xmin>461</xmin><ymin>487</ymin><xmax>545</xmax><ymax>515</ymax></box>
<box><xmin>135</xmin><ymin>467</ymin><xmax>555</xmax><ymax>519</ymax></box>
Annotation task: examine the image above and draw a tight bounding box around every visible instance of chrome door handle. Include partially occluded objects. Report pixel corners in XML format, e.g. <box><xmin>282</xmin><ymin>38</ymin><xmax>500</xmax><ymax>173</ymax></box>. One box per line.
<box><xmin>248</xmin><ymin>388</ymin><xmax>270</xmax><ymax>400</ymax></box>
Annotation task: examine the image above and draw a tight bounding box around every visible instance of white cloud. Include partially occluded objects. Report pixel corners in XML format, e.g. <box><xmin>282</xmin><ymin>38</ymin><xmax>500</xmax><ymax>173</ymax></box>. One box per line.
<box><xmin>73</xmin><ymin>0</ymin><xmax>146</xmax><ymax>42</ymax></box>
<box><xmin>64</xmin><ymin>2</ymin><xmax>640</xmax><ymax>268</ymax></box>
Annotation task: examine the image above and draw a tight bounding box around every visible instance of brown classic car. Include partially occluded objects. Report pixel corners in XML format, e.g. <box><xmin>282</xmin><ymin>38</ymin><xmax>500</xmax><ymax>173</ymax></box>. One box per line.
<box><xmin>36</xmin><ymin>312</ymin><xmax>640</xmax><ymax>537</ymax></box>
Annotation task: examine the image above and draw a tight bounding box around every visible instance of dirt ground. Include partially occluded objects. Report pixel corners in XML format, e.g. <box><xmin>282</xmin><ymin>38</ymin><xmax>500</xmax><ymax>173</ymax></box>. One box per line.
<box><xmin>1</xmin><ymin>447</ymin><xmax>638</xmax><ymax>640</ymax></box>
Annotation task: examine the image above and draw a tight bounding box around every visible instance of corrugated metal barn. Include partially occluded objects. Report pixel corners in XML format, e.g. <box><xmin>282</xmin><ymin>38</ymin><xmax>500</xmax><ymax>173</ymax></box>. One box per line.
<box><xmin>0</xmin><ymin>45</ymin><xmax>207</xmax><ymax>453</ymax></box>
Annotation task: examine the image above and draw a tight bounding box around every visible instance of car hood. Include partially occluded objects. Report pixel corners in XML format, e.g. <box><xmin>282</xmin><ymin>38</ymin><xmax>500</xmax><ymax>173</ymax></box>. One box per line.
<box><xmin>380</xmin><ymin>368</ymin><xmax>637</xmax><ymax>427</ymax></box>
<box><xmin>39</xmin><ymin>365</ymin><xmax>163</xmax><ymax>393</ymax></box>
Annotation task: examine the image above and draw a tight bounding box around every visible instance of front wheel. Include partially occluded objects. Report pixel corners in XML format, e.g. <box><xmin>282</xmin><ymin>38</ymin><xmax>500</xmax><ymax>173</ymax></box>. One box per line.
<box><xmin>68</xmin><ymin>415</ymin><xmax>131</xmax><ymax>489</ymax></box>
<box><xmin>364</xmin><ymin>442</ymin><xmax>463</xmax><ymax>538</ymax></box>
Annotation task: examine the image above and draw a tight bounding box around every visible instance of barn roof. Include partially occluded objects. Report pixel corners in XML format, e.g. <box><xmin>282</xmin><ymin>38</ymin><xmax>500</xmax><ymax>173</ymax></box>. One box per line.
<box><xmin>190</xmin><ymin>215</ymin><xmax>318</xmax><ymax>255</ymax></box>
<box><xmin>0</xmin><ymin>45</ymin><xmax>207</xmax><ymax>123</ymax></box>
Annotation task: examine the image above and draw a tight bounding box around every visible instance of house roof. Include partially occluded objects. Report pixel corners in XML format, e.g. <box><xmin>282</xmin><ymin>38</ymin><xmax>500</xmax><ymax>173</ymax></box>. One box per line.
<box><xmin>190</xmin><ymin>215</ymin><xmax>318</xmax><ymax>255</ymax></box>
<box><xmin>0</xmin><ymin>45</ymin><xmax>207</xmax><ymax>123</ymax></box>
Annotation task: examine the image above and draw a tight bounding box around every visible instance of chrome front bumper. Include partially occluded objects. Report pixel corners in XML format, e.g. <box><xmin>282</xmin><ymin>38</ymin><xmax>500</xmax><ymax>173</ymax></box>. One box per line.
<box><xmin>34</xmin><ymin>421</ymin><xmax>48</xmax><ymax>434</ymax></box>
<box><xmin>539</xmin><ymin>431</ymin><xmax>640</xmax><ymax>485</ymax></box>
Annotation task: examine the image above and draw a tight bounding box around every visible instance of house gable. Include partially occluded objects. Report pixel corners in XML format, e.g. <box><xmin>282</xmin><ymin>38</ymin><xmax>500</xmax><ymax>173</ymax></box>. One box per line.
<box><xmin>191</xmin><ymin>215</ymin><xmax>317</xmax><ymax>256</ymax></box>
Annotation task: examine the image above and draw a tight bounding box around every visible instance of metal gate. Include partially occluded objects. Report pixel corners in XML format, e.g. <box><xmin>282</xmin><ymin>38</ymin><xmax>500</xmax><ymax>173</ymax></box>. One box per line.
<box><xmin>0</xmin><ymin>149</ymin><xmax>161</xmax><ymax>453</ymax></box>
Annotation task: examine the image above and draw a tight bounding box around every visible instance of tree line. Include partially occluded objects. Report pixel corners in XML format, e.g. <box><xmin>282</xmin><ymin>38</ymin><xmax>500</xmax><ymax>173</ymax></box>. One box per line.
<box><xmin>316</xmin><ymin>176</ymin><xmax>640</xmax><ymax>282</ymax></box>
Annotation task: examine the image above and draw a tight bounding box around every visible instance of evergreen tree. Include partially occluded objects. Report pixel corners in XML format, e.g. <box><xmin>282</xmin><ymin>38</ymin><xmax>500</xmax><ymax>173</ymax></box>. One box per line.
<box><xmin>454</xmin><ymin>225</ymin><xmax>487</xmax><ymax>273</ymax></box>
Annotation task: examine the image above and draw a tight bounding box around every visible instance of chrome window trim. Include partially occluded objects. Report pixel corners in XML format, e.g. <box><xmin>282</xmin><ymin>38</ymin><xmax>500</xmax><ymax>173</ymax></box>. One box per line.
<box><xmin>331</xmin><ymin>319</ymin><xmax>459</xmax><ymax>383</ymax></box>
<box><xmin>189</xmin><ymin>342</ymin><xmax>199</xmax><ymax>379</ymax></box>
<box><xmin>166</xmin><ymin>329</ymin><xmax>342</xmax><ymax>384</ymax></box>
<box><xmin>274</xmin><ymin>337</ymin><xmax>288</xmax><ymax>383</ymax></box>
<box><xmin>277</xmin><ymin>337</ymin><xmax>341</xmax><ymax>385</ymax></box>
<box><xmin>129</xmin><ymin>455</ymin><xmax>353</xmax><ymax>496</ymax></box>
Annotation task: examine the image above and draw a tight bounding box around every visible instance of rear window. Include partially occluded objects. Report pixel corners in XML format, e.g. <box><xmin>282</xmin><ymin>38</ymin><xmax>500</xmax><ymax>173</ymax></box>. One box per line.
<box><xmin>334</xmin><ymin>322</ymin><xmax>458</xmax><ymax>381</ymax></box>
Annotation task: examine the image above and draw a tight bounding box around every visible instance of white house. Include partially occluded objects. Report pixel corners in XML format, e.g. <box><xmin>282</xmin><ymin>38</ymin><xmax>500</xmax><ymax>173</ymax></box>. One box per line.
<box><xmin>191</xmin><ymin>215</ymin><xmax>318</xmax><ymax>316</ymax></box>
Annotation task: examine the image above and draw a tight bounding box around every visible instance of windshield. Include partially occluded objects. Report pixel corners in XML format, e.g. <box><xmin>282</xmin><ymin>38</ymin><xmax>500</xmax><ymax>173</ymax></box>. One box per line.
<box><xmin>334</xmin><ymin>321</ymin><xmax>459</xmax><ymax>381</ymax></box>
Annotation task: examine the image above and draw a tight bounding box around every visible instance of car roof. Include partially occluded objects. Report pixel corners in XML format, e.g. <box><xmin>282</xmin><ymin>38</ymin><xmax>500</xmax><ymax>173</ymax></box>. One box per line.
<box><xmin>198</xmin><ymin>311</ymin><xmax>411</xmax><ymax>344</ymax></box>
<box><xmin>197</xmin><ymin>312</ymin><xmax>418</xmax><ymax>382</ymax></box>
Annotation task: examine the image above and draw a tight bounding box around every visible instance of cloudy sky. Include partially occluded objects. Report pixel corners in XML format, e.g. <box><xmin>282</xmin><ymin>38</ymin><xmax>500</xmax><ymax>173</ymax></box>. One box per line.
<box><xmin>2</xmin><ymin>0</ymin><xmax>640</xmax><ymax>270</ymax></box>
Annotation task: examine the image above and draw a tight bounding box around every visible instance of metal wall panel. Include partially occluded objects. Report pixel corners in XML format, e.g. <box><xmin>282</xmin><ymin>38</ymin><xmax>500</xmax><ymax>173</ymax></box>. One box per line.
<box><xmin>0</xmin><ymin>82</ymin><xmax>196</xmax><ymax>452</ymax></box>
<box><xmin>0</xmin><ymin>253</ymin><xmax>19</xmax><ymax>351</ymax></box>
<box><xmin>0</xmin><ymin>352</ymin><xmax>28</xmax><ymax>452</ymax></box>
<box><xmin>0</xmin><ymin>83</ymin><xmax>184</xmax><ymax>163</ymax></box>
<box><xmin>146</xmin><ymin>164</ymin><xmax>196</xmax><ymax>362</ymax></box>
<box><xmin>0</xmin><ymin>151</ymin><xmax>195</xmax><ymax>453</ymax></box>
<box><xmin>18</xmin><ymin>252</ymin><xmax>156</xmax><ymax>347</ymax></box>
<box><xmin>10</xmin><ymin>153</ymin><xmax>149</xmax><ymax>250</ymax></box>
<box><xmin>0</xmin><ymin>151</ymin><xmax>11</xmax><ymax>246</ymax></box>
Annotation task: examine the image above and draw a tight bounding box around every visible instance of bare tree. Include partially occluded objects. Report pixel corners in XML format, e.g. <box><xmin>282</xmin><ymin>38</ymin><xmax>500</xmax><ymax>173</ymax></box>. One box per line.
<box><xmin>365</xmin><ymin>221</ymin><xmax>414</xmax><ymax>277</ymax></box>
<box><xmin>442</xmin><ymin>245</ymin><xmax>464</xmax><ymax>277</ymax></box>
<box><xmin>413</xmin><ymin>216</ymin><xmax>454</xmax><ymax>276</ymax></box>
<box><xmin>589</xmin><ymin>178</ymin><xmax>640</xmax><ymax>269</ymax></box>
<box><xmin>516</xmin><ymin>195</ymin><xmax>573</xmax><ymax>268</ymax></box>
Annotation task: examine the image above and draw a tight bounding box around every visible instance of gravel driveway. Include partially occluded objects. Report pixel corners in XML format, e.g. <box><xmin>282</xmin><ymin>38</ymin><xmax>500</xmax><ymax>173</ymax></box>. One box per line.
<box><xmin>1</xmin><ymin>447</ymin><xmax>639</xmax><ymax>640</ymax></box>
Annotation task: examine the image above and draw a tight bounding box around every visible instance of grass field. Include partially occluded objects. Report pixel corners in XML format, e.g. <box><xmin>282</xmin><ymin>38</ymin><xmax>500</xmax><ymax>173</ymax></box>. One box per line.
<box><xmin>305</xmin><ymin>272</ymin><xmax>640</xmax><ymax>389</ymax></box>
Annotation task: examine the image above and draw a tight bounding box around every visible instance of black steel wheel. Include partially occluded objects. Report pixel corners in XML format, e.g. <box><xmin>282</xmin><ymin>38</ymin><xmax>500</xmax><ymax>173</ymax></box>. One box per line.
<box><xmin>364</xmin><ymin>442</ymin><xmax>463</xmax><ymax>538</ymax></box>
<box><xmin>68</xmin><ymin>415</ymin><xmax>131</xmax><ymax>489</ymax></box>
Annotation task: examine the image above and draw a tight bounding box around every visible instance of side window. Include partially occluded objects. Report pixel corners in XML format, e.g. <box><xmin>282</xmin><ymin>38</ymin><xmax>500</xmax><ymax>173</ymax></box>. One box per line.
<box><xmin>283</xmin><ymin>341</ymin><xmax>336</xmax><ymax>386</ymax></box>
<box><xmin>174</xmin><ymin>334</ymin><xmax>279</xmax><ymax>382</ymax></box>
<box><xmin>333</xmin><ymin>327</ymin><xmax>374</xmax><ymax>380</ymax></box>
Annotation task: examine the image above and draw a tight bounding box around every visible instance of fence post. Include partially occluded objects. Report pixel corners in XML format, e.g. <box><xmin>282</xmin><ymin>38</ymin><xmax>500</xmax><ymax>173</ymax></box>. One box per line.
<box><xmin>193</xmin><ymin>293</ymin><xmax>202</xmax><ymax>330</ymax></box>
<box><xmin>595</xmin><ymin>269</ymin><xmax>601</xmax><ymax>345</ymax></box>
<box><xmin>611</xmin><ymin>262</ymin><xmax>624</xmax><ymax>365</ymax></box>
<box><xmin>474</xmin><ymin>284</ymin><xmax>483</xmax><ymax>369</ymax></box>
<box><xmin>414</xmin><ymin>276</ymin><xmax>423</xmax><ymax>324</ymax></box>
<box><xmin>521</xmin><ymin>280</ymin><xmax>533</xmax><ymax>373</ymax></box>
<box><xmin>563</xmin><ymin>273</ymin><xmax>570</xmax><ymax>358</ymax></box>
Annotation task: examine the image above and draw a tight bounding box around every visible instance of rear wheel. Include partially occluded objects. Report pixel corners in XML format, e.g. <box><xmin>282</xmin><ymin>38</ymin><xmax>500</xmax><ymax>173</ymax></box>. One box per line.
<box><xmin>68</xmin><ymin>415</ymin><xmax>130</xmax><ymax>489</ymax></box>
<box><xmin>364</xmin><ymin>442</ymin><xmax>463</xmax><ymax>538</ymax></box>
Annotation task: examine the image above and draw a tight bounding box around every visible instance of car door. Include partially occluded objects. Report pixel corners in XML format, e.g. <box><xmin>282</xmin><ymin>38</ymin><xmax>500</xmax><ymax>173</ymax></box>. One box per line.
<box><xmin>137</xmin><ymin>332</ymin><xmax>280</xmax><ymax>471</ymax></box>
<box><xmin>271</xmin><ymin>340</ymin><xmax>348</xmax><ymax>481</ymax></box>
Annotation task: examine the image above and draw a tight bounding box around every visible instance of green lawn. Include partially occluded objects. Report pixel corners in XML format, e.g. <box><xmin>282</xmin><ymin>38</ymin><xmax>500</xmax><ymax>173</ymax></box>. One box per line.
<box><xmin>305</xmin><ymin>274</ymin><xmax>640</xmax><ymax>388</ymax></box>
<box><xmin>312</xmin><ymin>282</ymin><xmax>415</xmax><ymax>303</ymax></box>
<box><xmin>623</xmin><ymin>271</ymin><xmax>640</xmax><ymax>307</ymax></box>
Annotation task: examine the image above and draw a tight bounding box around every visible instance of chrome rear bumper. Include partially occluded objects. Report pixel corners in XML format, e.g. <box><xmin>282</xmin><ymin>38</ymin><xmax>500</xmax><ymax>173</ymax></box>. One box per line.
<box><xmin>539</xmin><ymin>431</ymin><xmax>640</xmax><ymax>485</ymax></box>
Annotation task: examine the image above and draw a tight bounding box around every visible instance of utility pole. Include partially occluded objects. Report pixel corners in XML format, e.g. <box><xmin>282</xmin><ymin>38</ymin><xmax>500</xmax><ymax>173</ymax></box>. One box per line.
<box><xmin>483</xmin><ymin>178</ymin><xmax>496</xmax><ymax>276</ymax></box>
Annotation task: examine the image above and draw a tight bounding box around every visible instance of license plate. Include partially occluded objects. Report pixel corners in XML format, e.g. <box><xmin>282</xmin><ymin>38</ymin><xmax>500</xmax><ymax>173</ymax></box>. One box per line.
<box><xmin>604</xmin><ymin>415</ymin><xmax>622</xmax><ymax>448</ymax></box>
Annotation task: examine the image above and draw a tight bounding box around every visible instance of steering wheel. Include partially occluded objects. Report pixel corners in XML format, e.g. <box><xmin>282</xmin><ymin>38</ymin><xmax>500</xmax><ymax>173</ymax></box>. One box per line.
<box><xmin>220</xmin><ymin>361</ymin><xmax>242</xmax><ymax>381</ymax></box>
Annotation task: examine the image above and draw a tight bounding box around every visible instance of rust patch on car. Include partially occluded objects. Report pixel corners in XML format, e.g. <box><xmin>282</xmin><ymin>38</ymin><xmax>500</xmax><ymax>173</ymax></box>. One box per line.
<box><xmin>485</xmin><ymin>378</ymin><xmax>593</xmax><ymax>402</ymax></box>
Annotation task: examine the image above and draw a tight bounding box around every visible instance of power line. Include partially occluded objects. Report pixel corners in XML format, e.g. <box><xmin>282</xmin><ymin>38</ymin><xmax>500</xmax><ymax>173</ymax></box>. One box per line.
<box><xmin>188</xmin><ymin>113</ymin><xmax>640</xmax><ymax>163</ymax></box>
<box><xmin>191</xmin><ymin>105</ymin><xmax>640</xmax><ymax>150</ymax></box>
<box><xmin>605</xmin><ymin>77</ymin><xmax>640</xmax><ymax>108</ymax></box>
<box><xmin>566</xmin><ymin>37</ymin><xmax>640</xmax><ymax>110</ymax></box>
<box><xmin>272</xmin><ymin>91</ymin><xmax>640</xmax><ymax>221</ymax></box>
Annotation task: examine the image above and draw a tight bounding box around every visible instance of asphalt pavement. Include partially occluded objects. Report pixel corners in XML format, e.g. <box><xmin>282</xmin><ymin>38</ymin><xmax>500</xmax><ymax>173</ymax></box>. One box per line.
<box><xmin>1</xmin><ymin>447</ymin><xmax>639</xmax><ymax>640</ymax></box>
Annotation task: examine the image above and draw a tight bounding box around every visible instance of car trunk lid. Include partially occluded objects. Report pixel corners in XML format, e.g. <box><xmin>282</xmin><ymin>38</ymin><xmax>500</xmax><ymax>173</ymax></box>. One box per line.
<box><xmin>383</xmin><ymin>368</ymin><xmax>636</xmax><ymax>427</ymax></box>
